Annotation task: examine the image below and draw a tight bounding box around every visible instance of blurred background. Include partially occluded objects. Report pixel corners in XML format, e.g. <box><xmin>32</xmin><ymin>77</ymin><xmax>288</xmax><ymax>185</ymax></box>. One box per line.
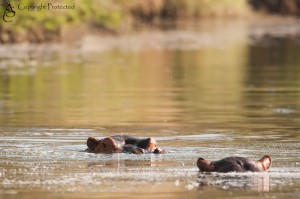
<box><xmin>0</xmin><ymin>0</ymin><xmax>300</xmax><ymax>43</ymax></box>
<box><xmin>0</xmin><ymin>0</ymin><xmax>299</xmax><ymax>131</ymax></box>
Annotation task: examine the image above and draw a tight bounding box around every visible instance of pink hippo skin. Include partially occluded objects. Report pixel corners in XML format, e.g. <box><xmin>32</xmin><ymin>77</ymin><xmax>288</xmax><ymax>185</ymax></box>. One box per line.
<box><xmin>197</xmin><ymin>156</ymin><xmax>272</xmax><ymax>172</ymax></box>
<box><xmin>86</xmin><ymin>135</ymin><xmax>165</xmax><ymax>154</ymax></box>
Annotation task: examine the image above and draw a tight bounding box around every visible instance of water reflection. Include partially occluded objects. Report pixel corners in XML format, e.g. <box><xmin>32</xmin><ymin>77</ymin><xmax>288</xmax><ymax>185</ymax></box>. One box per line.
<box><xmin>197</xmin><ymin>173</ymin><xmax>270</xmax><ymax>192</ymax></box>
<box><xmin>0</xmin><ymin>43</ymin><xmax>249</xmax><ymax>129</ymax></box>
<box><xmin>0</xmin><ymin>37</ymin><xmax>299</xmax><ymax>130</ymax></box>
<box><xmin>241</xmin><ymin>36</ymin><xmax>300</xmax><ymax>131</ymax></box>
<box><xmin>2</xmin><ymin>33</ymin><xmax>299</xmax><ymax>133</ymax></box>
<box><xmin>87</xmin><ymin>155</ymin><xmax>165</xmax><ymax>168</ymax></box>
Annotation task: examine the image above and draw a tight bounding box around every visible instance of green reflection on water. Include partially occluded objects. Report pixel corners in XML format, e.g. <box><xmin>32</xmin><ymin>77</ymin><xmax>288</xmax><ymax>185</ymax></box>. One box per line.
<box><xmin>0</xmin><ymin>34</ymin><xmax>300</xmax><ymax>135</ymax></box>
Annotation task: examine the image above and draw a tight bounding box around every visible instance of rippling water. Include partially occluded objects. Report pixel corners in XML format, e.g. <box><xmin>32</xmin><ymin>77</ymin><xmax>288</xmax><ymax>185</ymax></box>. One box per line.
<box><xmin>1</xmin><ymin>22</ymin><xmax>300</xmax><ymax>198</ymax></box>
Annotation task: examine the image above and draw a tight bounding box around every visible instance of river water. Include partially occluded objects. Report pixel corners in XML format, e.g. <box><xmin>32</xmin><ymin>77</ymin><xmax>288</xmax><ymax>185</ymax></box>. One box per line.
<box><xmin>0</xmin><ymin>21</ymin><xmax>300</xmax><ymax>198</ymax></box>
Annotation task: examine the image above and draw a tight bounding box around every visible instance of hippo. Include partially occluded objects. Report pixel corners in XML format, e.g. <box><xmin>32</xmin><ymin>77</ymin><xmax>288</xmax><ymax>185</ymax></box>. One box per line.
<box><xmin>86</xmin><ymin>135</ymin><xmax>165</xmax><ymax>154</ymax></box>
<box><xmin>197</xmin><ymin>155</ymin><xmax>272</xmax><ymax>172</ymax></box>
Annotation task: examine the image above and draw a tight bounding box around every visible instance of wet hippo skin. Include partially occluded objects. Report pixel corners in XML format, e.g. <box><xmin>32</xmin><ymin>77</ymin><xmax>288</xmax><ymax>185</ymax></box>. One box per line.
<box><xmin>87</xmin><ymin>135</ymin><xmax>165</xmax><ymax>154</ymax></box>
<box><xmin>197</xmin><ymin>156</ymin><xmax>272</xmax><ymax>172</ymax></box>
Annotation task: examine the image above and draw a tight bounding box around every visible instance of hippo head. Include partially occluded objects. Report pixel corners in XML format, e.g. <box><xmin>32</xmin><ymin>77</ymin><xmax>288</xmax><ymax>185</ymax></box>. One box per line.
<box><xmin>87</xmin><ymin>137</ymin><xmax>122</xmax><ymax>153</ymax></box>
<box><xmin>197</xmin><ymin>155</ymin><xmax>272</xmax><ymax>172</ymax></box>
<box><xmin>137</xmin><ymin>137</ymin><xmax>157</xmax><ymax>152</ymax></box>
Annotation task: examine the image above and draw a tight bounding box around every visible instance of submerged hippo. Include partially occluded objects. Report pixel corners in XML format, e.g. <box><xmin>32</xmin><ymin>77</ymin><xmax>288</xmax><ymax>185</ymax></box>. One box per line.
<box><xmin>197</xmin><ymin>155</ymin><xmax>272</xmax><ymax>172</ymax></box>
<box><xmin>86</xmin><ymin>135</ymin><xmax>165</xmax><ymax>154</ymax></box>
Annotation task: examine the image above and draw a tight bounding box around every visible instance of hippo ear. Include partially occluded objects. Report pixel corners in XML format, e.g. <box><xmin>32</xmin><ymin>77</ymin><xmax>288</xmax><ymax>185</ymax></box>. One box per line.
<box><xmin>87</xmin><ymin>137</ymin><xmax>99</xmax><ymax>152</ymax></box>
<box><xmin>258</xmin><ymin>155</ymin><xmax>272</xmax><ymax>171</ymax></box>
<box><xmin>197</xmin><ymin>158</ymin><xmax>212</xmax><ymax>172</ymax></box>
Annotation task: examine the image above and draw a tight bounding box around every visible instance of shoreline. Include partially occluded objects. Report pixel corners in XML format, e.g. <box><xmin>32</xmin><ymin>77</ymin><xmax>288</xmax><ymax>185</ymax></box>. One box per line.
<box><xmin>0</xmin><ymin>17</ymin><xmax>299</xmax><ymax>70</ymax></box>
<box><xmin>1</xmin><ymin>14</ymin><xmax>299</xmax><ymax>45</ymax></box>
<box><xmin>1</xmin><ymin>15</ymin><xmax>299</xmax><ymax>47</ymax></box>
<box><xmin>1</xmin><ymin>0</ymin><xmax>299</xmax><ymax>44</ymax></box>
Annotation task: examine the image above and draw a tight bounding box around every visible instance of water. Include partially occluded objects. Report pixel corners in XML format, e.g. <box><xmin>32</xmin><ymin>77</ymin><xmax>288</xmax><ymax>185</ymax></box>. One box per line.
<box><xmin>1</xmin><ymin>21</ymin><xmax>300</xmax><ymax>198</ymax></box>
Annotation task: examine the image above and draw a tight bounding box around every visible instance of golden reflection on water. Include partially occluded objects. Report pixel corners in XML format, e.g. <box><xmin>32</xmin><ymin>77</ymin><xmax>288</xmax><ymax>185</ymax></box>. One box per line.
<box><xmin>0</xmin><ymin>37</ymin><xmax>249</xmax><ymax>129</ymax></box>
